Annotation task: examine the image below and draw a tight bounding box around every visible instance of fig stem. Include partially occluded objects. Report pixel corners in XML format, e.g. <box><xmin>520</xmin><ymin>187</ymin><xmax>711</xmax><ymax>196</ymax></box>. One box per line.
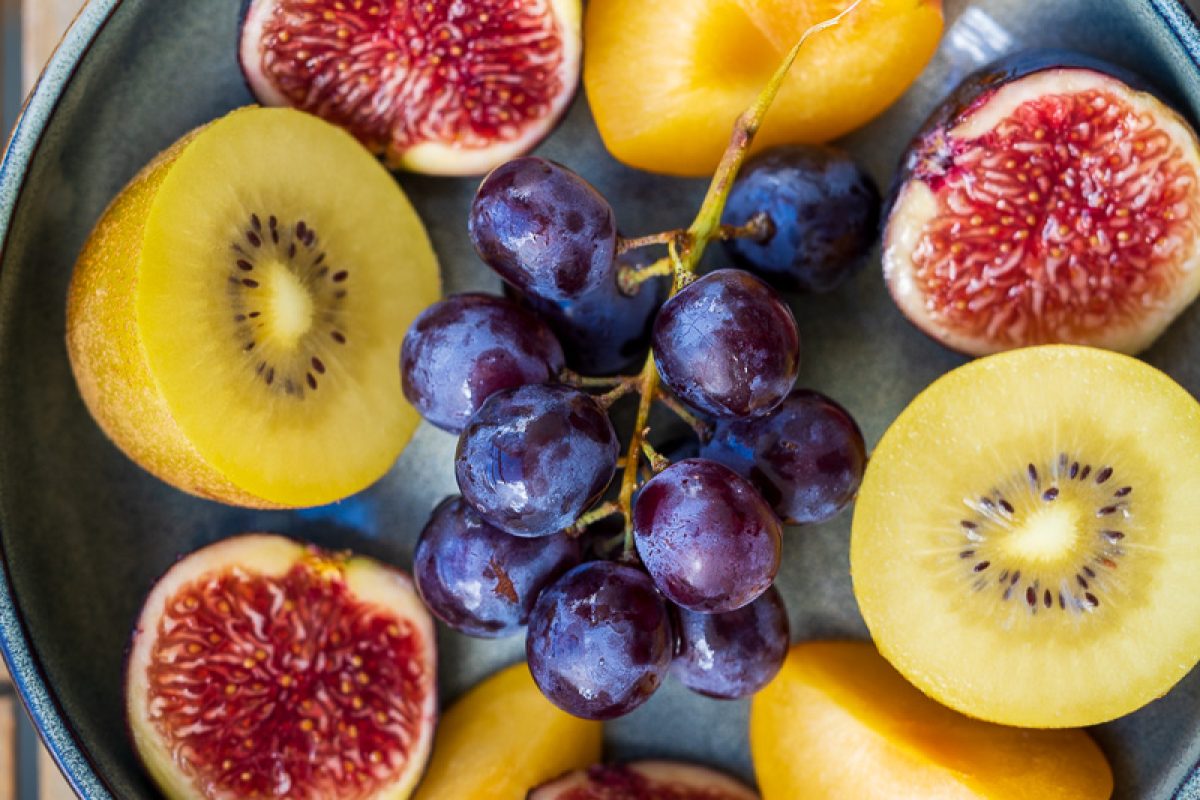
<box><xmin>604</xmin><ymin>4</ymin><xmax>861</xmax><ymax>557</ymax></box>
<box><xmin>655</xmin><ymin>389</ymin><xmax>711</xmax><ymax>441</ymax></box>
<box><xmin>617</xmin><ymin>257</ymin><xmax>674</xmax><ymax>294</ymax></box>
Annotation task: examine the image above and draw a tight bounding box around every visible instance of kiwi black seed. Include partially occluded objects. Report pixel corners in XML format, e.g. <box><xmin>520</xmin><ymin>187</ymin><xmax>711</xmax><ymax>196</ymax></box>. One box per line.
<box><xmin>953</xmin><ymin>452</ymin><xmax>1131</xmax><ymax>615</ymax></box>
<box><xmin>228</xmin><ymin>213</ymin><xmax>349</xmax><ymax>400</ymax></box>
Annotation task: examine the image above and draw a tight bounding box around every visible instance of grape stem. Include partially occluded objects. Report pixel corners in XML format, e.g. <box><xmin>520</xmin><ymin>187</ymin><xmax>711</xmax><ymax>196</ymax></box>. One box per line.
<box><xmin>641</xmin><ymin>438</ymin><xmax>670</xmax><ymax>473</ymax></box>
<box><xmin>588</xmin><ymin>1</ymin><xmax>865</xmax><ymax>555</ymax></box>
<box><xmin>617</xmin><ymin>231</ymin><xmax>678</xmax><ymax>253</ymax></box>
<box><xmin>560</xmin><ymin>369</ymin><xmax>630</xmax><ymax>388</ymax></box>
<box><xmin>617</xmin><ymin>256</ymin><xmax>673</xmax><ymax>294</ymax></box>
<box><xmin>568</xmin><ymin>501</ymin><xmax>623</xmax><ymax>537</ymax></box>
<box><xmin>656</xmin><ymin>390</ymin><xmax>711</xmax><ymax>441</ymax></box>
<box><xmin>718</xmin><ymin>212</ymin><xmax>774</xmax><ymax>244</ymax></box>
<box><xmin>617</xmin><ymin>211</ymin><xmax>773</xmax><ymax>295</ymax></box>
<box><xmin>684</xmin><ymin>0</ymin><xmax>865</xmax><ymax>265</ymax></box>
<box><xmin>597</xmin><ymin>380</ymin><xmax>638</xmax><ymax>409</ymax></box>
<box><xmin>620</xmin><ymin>214</ymin><xmax>772</xmax><ymax>259</ymax></box>
<box><xmin>616</xmin><ymin>355</ymin><xmax>660</xmax><ymax>552</ymax></box>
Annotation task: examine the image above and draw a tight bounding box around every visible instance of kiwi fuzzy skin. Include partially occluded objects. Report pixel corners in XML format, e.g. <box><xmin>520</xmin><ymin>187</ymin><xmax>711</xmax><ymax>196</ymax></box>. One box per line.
<box><xmin>66</xmin><ymin>116</ymin><xmax>282</xmax><ymax>509</ymax></box>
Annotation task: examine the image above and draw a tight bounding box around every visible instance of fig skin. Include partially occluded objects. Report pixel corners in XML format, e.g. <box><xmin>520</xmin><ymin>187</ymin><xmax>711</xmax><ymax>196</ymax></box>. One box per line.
<box><xmin>883</xmin><ymin>50</ymin><xmax>1200</xmax><ymax>356</ymax></box>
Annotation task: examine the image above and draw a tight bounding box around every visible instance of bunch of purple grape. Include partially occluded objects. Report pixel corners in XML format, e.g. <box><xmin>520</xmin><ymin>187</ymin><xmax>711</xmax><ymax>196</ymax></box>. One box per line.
<box><xmin>402</xmin><ymin>148</ymin><xmax>877</xmax><ymax>721</ymax></box>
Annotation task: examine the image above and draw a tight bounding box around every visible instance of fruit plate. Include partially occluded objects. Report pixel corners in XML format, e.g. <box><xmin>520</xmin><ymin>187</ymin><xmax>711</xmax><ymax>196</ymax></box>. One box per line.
<box><xmin>3</xmin><ymin>0</ymin><xmax>1200</xmax><ymax>798</ymax></box>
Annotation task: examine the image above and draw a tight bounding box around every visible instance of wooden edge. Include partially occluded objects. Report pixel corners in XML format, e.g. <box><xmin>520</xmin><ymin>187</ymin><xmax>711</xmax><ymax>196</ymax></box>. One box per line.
<box><xmin>21</xmin><ymin>0</ymin><xmax>86</xmax><ymax>95</ymax></box>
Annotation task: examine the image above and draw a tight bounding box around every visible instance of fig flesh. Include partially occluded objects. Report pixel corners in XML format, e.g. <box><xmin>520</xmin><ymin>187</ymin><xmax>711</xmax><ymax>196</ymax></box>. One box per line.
<box><xmin>239</xmin><ymin>0</ymin><xmax>582</xmax><ymax>176</ymax></box>
<box><xmin>528</xmin><ymin>761</ymin><xmax>759</xmax><ymax>800</ymax></box>
<box><xmin>125</xmin><ymin>534</ymin><xmax>437</xmax><ymax>800</ymax></box>
<box><xmin>884</xmin><ymin>52</ymin><xmax>1200</xmax><ymax>355</ymax></box>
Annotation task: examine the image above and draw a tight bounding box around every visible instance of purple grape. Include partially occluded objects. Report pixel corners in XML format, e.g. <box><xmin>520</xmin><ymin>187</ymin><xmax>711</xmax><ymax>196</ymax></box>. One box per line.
<box><xmin>456</xmin><ymin>383</ymin><xmax>619</xmax><ymax>537</ymax></box>
<box><xmin>632</xmin><ymin>459</ymin><xmax>782</xmax><ymax>613</ymax></box>
<box><xmin>401</xmin><ymin>294</ymin><xmax>564</xmax><ymax>433</ymax></box>
<box><xmin>509</xmin><ymin>250</ymin><xmax>667</xmax><ymax>376</ymax></box>
<box><xmin>652</xmin><ymin>269</ymin><xmax>799</xmax><ymax>419</ymax></box>
<box><xmin>722</xmin><ymin>145</ymin><xmax>880</xmax><ymax>293</ymax></box>
<box><xmin>469</xmin><ymin>157</ymin><xmax>617</xmax><ymax>303</ymax></box>
<box><xmin>526</xmin><ymin>561</ymin><xmax>673</xmax><ymax>720</ymax></box>
<box><xmin>701</xmin><ymin>389</ymin><xmax>866</xmax><ymax>525</ymax></box>
<box><xmin>414</xmin><ymin>497</ymin><xmax>581</xmax><ymax>638</ymax></box>
<box><xmin>672</xmin><ymin>585</ymin><xmax>790</xmax><ymax>700</ymax></box>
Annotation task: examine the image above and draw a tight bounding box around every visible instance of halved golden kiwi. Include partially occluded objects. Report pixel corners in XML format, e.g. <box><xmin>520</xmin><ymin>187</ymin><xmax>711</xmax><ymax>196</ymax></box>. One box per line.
<box><xmin>852</xmin><ymin>345</ymin><xmax>1200</xmax><ymax>727</ymax></box>
<box><xmin>67</xmin><ymin>107</ymin><xmax>439</xmax><ymax>507</ymax></box>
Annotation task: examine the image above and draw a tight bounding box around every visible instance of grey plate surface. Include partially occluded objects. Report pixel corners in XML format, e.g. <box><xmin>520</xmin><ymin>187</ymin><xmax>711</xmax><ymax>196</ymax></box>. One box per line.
<box><xmin>3</xmin><ymin>0</ymin><xmax>1200</xmax><ymax>797</ymax></box>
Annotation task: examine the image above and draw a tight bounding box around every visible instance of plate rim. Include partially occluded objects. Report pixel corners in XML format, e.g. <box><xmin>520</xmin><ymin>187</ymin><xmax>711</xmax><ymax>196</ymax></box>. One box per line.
<box><xmin>0</xmin><ymin>1</ymin><xmax>1198</xmax><ymax>798</ymax></box>
<box><xmin>0</xmin><ymin>1</ymin><xmax>125</xmax><ymax>795</ymax></box>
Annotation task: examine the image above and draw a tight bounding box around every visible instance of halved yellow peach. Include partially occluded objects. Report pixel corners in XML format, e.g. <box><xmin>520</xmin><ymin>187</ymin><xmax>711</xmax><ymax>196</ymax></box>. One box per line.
<box><xmin>751</xmin><ymin>641</ymin><xmax>1113</xmax><ymax>799</ymax></box>
<box><xmin>412</xmin><ymin>663</ymin><xmax>602</xmax><ymax>799</ymax></box>
<box><xmin>584</xmin><ymin>0</ymin><xmax>943</xmax><ymax>176</ymax></box>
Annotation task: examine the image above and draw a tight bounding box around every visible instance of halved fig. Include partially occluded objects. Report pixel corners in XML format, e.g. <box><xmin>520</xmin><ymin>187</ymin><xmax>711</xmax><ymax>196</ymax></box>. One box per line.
<box><xmin>884</xmin><ymin>51</ymin><xmax>1200</xmax><ymax>355</ymax></box>
<box><xmin>239</xmin><ymin>0</ymin><xmax>582</xmax><ymax>176</ymax></box>
<box><xmin>126</xmin><ymin>534</ymin><xmax>437</xmax><ymax>800</ymax></box>
<box><xmin>528</xmin><ymin>761</ymin><xmax>758</xmax><ymax>800</ymax></box>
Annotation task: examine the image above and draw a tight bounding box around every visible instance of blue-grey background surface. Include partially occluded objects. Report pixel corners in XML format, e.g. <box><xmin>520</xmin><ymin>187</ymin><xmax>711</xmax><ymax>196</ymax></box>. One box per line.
<box><xmin>4</xmin><ymin>1</ymin><xmax>1200</xmax><ymax>799</ymax></box>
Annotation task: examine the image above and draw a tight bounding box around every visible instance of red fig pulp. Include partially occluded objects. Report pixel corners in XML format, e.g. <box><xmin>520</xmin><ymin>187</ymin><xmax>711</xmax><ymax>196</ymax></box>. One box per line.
<box><xmin>884</xmin><ymin>55</ymin><xmax>1200</xmax><ymax>355</ymax></box>
<box><xmin>126</xmin><ymin>534</ymin><xmax>436</xmax><ymax>800</ymax></box>
<box><xmin>239</xmin><ymin>0</ymin><xmax>581</xmax><ymax>176</ymax></box>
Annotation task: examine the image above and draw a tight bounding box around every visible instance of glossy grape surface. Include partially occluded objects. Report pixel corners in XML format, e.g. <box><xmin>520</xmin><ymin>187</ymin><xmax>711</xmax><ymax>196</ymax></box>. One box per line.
<box><xmin>702</xmin><ymin>389</ymin><xmax>866</xmax><ymax>525</ymax></box>
<box><xmin>401</xmin><ymin>293</ymin><xmax>564</xmax><ymax>433</ymax></box>
<box><xmin>722</xmin><ymin>145</ymin><xmax>880</xmax><ymax>293</ymax></box>
<box><xmin>672</xmin><ymin>585</ymin><xmax>790</xmax><ymax>700</ymax></box>
<box><xmin>469</xmin><ymin>157</ymin><xmax>617</xmax><ymax>303</ymax></box>
<box><xmin>414</xmin><ymin>497</ymin><xmax>580</xmax><ymax>638</ymax></box>
<box><xmin>456</xmin><ymin>383</ymin><xmax>619</xmax><ymax>537</ymax></box>
<box><xmin>633</xmin><ymin>459</ymin><xmax>782</xmax><ymax>613</ymax></box>
<box><xmin>510</xmin><ymin>250</ymin><xmax>667</xmax><ymax>376</ymax></box>
<box><xmin>653</xmin><ymin>269</ymin><xmax>800</xmax><ymax>419</ymax></box>
<box><xmin>526</xmin><ymin>561</ymin><xmax>673</xmax><ymax>720</ymax></box>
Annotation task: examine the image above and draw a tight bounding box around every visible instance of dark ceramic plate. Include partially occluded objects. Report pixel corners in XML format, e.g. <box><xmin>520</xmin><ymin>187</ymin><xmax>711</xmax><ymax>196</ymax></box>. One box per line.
<box><xmin>4</xmin><ymin>0</ymin><xmax>1200</xmax><ymax>797</ymax></box>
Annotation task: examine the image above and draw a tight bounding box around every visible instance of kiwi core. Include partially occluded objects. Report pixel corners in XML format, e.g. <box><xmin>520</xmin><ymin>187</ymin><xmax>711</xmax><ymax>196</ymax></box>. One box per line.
<box><xmin>229</xmin><ymin>213</ymin><xmax>351</xmax><ymax>400</ymax></box>
<box><xmin>953</xmin><ymin>456</ymin><xmax>1132</xmax><ymax>615</ymax></box>
<box><xmin>1002</xmin><ymin>503</ymin><xmax>1082</xmax><ymax>564</ymax></box>
<box><xmin>263</xmin><ymin>260</ymin><xmax>314</xmax><ymax>347</ymax></box>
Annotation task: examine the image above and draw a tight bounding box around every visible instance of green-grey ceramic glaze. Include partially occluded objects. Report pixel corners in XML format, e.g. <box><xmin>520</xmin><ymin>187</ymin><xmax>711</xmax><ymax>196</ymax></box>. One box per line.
<box><xmin>3</xmin><ymin>1</ymin><xmax>1200</xmax><ymax>797</ymax></box>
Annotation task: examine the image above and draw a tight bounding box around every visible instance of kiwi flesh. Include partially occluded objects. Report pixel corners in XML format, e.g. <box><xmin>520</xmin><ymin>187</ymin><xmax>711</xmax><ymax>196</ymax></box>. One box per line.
<box><xmin>67</xmin><ymin>107</ymin><xmax>439</xmax><ymax>508</ymax></box>
<box><xmin>851</xmin><ymin>345</ymin><xmax>1200</xmax><ymax>727</ymax></box>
